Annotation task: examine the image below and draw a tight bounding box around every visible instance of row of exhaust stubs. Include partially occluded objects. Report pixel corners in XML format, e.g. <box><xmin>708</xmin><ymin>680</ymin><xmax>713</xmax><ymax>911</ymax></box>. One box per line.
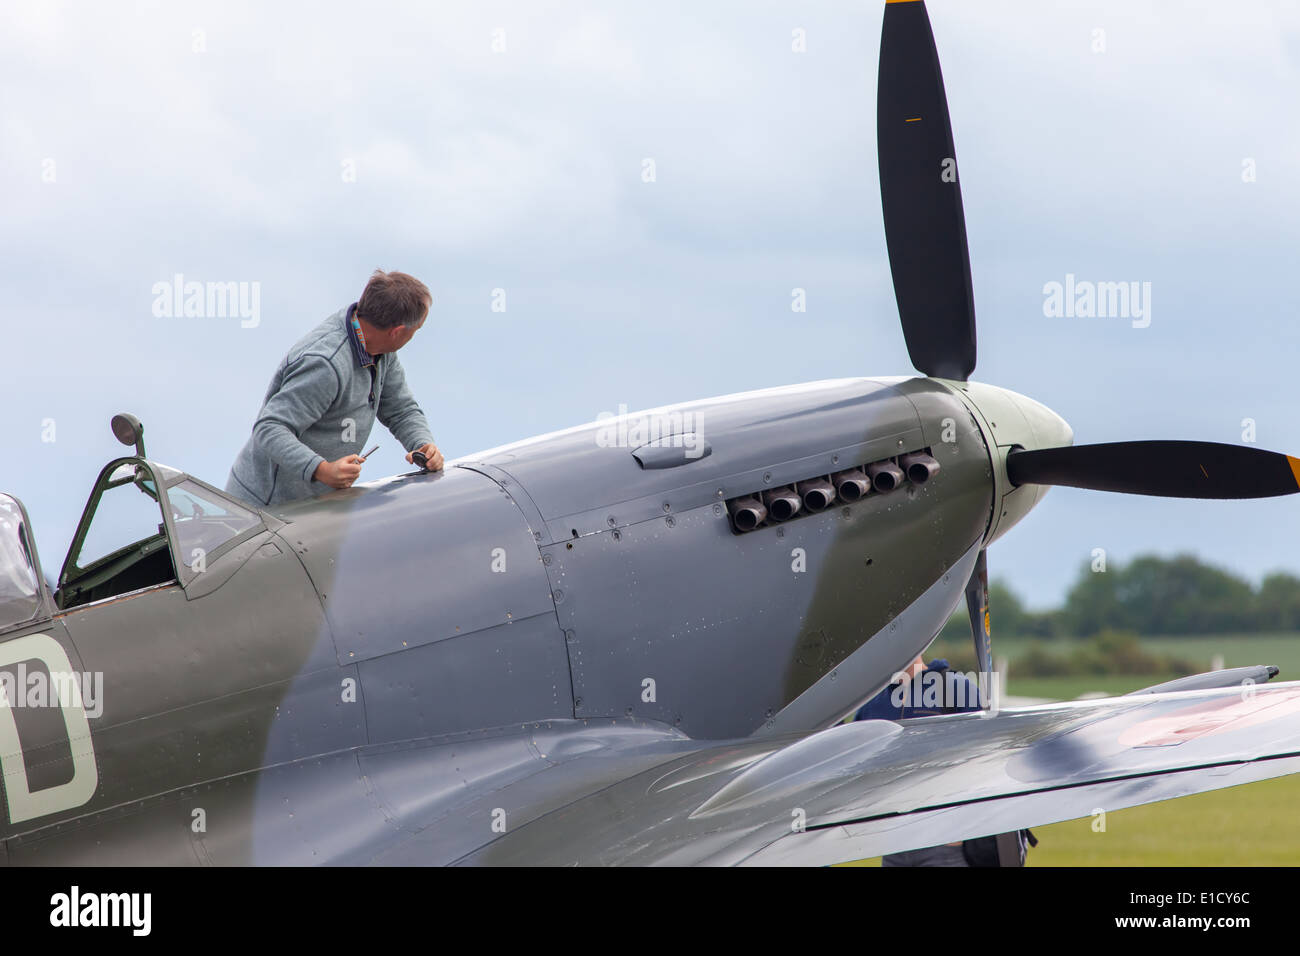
<box><xmin>726</xmin><ymin>451</ymin><xmax>940</xmax><ymax>533</ymax></box>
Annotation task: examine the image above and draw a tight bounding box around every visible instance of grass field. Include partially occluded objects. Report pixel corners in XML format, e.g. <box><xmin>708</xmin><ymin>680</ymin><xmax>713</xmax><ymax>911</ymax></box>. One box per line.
<box><xmin>845</xmin><ymin>775</ymin><xmax>1300</xmax><ymax>865</ymax></box>
<box><xmin>844</xmin><ymin>633</ymin><xmax>1300</xmax><ymax>866</ymax></box>
<box><xmin>930</xmin><ymin>631</ymin><xmax>1300</xmax><ymax>700</ymax></box>
<box><xmin>1028</xmin><ymin>775</ymin><xmax>1300</xmax><ymax>866</ymax></box>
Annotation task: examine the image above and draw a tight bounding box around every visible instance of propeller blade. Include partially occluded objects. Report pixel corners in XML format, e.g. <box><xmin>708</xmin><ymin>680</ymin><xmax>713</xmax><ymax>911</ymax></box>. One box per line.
<box><xmin>1007</xmin><ymin>441</ymin><xmax>1300</xmax><ymax>499</ymax></box>
<box><xmin>878</xmin><ymin>0</ymin><xmax>976</xmax><ymax>381</ymax></box>
<box><xmin>963</xmin><ymin>549</ymin><xmax>993</xmax><ymax>708</ymax></box>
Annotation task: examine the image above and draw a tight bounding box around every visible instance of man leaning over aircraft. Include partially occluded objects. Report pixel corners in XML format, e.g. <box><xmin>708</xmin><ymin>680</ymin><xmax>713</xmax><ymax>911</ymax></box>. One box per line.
<box><xmin>226</xmin><ymin>269</ymin><xmax>445</xmax><ymax>507</ymax></box>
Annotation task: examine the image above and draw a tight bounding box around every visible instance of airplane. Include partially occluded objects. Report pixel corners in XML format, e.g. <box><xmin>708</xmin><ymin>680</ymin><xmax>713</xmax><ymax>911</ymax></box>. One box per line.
<box><xmin>3</xmin><ymin>0</ymin><xmax>1300</xmax><ymax>866</ymax></box>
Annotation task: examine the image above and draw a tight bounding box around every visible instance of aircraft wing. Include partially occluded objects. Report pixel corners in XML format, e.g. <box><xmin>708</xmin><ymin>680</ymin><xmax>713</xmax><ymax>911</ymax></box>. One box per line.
<box><xmin>212</xmin><ymin>680</ymin><xmax>1300</xmax><ymax>866</ymax></box>
<box><xmin>427</xmin><ymin>681</ymin><xmax>1300</xmax><ymax>865</ymax></box>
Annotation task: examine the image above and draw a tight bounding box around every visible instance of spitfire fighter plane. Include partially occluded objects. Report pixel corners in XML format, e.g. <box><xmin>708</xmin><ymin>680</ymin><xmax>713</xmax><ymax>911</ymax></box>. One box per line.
<box><xmin>4</xmin><ymin>1</ymin><xmax>1300</xmax><ymax>865</ymax></box>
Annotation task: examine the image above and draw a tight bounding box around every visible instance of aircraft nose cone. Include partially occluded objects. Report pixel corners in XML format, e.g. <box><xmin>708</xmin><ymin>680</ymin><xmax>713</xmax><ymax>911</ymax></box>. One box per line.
<box><xmin>1011</xmin><ymin>392</ymin><xmax>1073</xmax><ymax>453</ymax></box>
<box><xmin>948</xmin><ymin>381</ymin><xmax>1073</xmax><ymax>545</ymax></box>
<box><xmin>949</xmin><ymin>381</ymin><xmax>1072</xmax><ymax>455</ymax></box>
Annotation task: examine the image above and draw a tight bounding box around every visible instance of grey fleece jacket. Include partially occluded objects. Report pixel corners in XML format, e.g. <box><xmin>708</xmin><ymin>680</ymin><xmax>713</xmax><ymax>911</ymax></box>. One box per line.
<box><xmin>225</xmin><ymin>305</ymin><xmax>434</xmax><ymax>507</ymax></box>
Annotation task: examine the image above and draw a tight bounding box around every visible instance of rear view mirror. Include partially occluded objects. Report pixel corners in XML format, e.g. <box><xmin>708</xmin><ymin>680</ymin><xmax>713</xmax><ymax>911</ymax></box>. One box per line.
<box><xmin>111</xmin><ymin>413</ymin><xmax>146</xmax><ymax>458</ymax></box>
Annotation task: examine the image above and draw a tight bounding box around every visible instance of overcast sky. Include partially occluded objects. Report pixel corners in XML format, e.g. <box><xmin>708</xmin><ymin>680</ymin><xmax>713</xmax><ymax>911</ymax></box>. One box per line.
<box><xmin>2</xmin><ymin>0</ymin><xmax>1299</xmax><ymax>608</ymax></box>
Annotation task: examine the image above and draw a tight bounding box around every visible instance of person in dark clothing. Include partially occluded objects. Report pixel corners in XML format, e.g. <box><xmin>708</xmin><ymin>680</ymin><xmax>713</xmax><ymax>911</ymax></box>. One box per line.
<box><xmin>855</xmin><ymin>655</ymin><xmax>981</xmax><ymax>721</ymax></box>
<box><xmin>856</xmin><ymin>654</ymin><xmax>1034</xmax><ymax>867</ymax></box>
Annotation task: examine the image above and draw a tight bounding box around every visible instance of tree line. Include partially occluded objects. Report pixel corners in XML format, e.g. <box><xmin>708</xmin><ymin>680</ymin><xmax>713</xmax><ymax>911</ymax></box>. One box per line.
<box><xmin>940</xmin><ymin>553</ymin><xmax>1300</xmax><ymax>640</ymax></box>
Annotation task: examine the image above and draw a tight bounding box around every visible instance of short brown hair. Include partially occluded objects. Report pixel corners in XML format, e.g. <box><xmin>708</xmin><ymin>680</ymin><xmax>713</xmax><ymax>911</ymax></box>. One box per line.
<box><xmin>357</xmin><ymin>270</ymin><xmax>431</xmax><ymax>330</ymax></box>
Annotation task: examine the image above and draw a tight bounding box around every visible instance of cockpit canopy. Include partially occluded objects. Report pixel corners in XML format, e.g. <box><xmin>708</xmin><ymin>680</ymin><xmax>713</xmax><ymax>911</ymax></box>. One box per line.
<box><xmin>0</xmin><ymin>494</ymin><xmax>44</xmax><ymax>632</ymax></box>
<box><xmin>0</xmin><ymin>415</ymin><xmax>279</xmax><ymax>621</ymax></box>
<box><xmin>54</xmin><ymin>457</ymin><xmax>265</xmax><ymax>611</ymax></box>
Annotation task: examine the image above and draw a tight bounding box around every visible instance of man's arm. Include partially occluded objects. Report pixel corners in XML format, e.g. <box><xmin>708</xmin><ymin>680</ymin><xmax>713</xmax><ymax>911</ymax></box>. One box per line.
<box><xmin>251</xmin><ymin>355</ymin><xmax>340</xmax><ymax>485</ymax></box>
<box><xmin>377</xmin><ymin>354</ymin><xmax>435</xmax><ymax>456</ymax></box>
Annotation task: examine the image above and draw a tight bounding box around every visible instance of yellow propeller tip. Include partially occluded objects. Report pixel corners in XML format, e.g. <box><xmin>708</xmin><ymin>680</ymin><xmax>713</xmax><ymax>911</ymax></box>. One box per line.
<box><xmin>1288</xmin><ymin>456</ymin><xmax>1300</xmax><ymax>490</ymax></box>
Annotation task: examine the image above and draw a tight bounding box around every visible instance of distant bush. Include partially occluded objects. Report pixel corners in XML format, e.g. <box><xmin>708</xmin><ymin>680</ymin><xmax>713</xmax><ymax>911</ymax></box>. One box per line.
<box><xmin>1017</xmin><ymin>640</ymin><xmax>1073</xmax><ymax>677</ymax></box>
<box><xmin>926</xmin><ymin>629</ymin><xmax>1203</xmax><ymax>678</ymax></box>
<box><xmin>936</xmin><ymin>554</ymin><xmax>1300</xmax><ymax>639</ymax></box>
<box><xmin>1013</xmin><ymin>630</ymin><xmax>1201</xmax><ymax>677</ymax></box>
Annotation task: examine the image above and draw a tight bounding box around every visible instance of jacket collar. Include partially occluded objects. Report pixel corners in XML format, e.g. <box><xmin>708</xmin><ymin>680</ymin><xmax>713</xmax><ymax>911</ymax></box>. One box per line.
<box><xmin>345</xmin><ymin>302</ymin><xmax>376</xmax><ymax>369</ymax></box>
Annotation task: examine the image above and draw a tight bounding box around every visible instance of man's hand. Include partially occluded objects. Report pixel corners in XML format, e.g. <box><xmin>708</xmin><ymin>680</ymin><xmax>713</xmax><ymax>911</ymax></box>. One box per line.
<box><xmin>314</xmin><ymin>454</ymin><xmax>365</xmax><ymax>489</ymax></box>
<box><xmin>407</xmin><ymin>442</ymin><xmax>445</xmax><ymax>471</ymax></box>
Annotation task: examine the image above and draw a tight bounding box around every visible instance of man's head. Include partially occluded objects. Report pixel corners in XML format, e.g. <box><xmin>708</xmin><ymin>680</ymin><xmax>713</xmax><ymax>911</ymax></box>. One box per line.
<box><xmin>355</xmin><ymin>269</ymin><xmax>431</xmax><ymax>353</ymax></box>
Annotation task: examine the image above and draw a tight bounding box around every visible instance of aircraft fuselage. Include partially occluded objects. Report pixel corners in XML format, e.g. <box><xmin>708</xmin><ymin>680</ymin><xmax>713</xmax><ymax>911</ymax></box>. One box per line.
<box><xmin>1</xmin><ymin>375</ymin><xmax>1071</xmax><ymax>862</ymax></box>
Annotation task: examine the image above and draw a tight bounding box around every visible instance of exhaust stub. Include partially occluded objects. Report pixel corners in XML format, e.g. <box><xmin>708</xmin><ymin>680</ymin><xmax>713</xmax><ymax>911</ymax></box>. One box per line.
<box><xmin>796</xmin><ymin>477</ymin><xmax>837</xmax><ymax>511</ymax></box>
<box><xmin>728</xmin><ymin>496</ymin><xmax>768</xmax><ymax>531</ymax></box>
<box><xmin>899</xmin><ymin>451</ymin><xmax>940</xmax><ymax>484</ymax></box>
<box><xmin>867</xmin><ymin>460</ymin><xmax>905</xmax><ymax>492</ymax></box>
<box><xmin>831</xmin><ymin>469</ymin><xmax>871</xmax><ymax>502</ymax></box>
<box><xmin>762</xmin><ymin>486</ymin><xmax>802</xmax><ymax>521</ymax></box>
